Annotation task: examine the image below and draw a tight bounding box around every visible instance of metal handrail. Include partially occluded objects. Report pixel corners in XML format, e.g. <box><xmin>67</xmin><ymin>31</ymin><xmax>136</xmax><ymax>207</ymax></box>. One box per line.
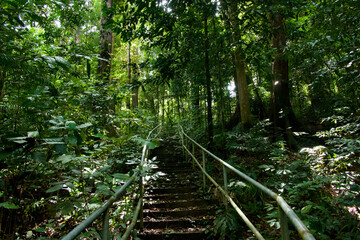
<box><xmin>61</xmin><ymin>124</ymin><xmax>161</xmax><ymax>240</ymax></box>
<box><xmin>178</xmin><ymin>125</ymin><xmax>316</xmax><ymax>240</ymax></box>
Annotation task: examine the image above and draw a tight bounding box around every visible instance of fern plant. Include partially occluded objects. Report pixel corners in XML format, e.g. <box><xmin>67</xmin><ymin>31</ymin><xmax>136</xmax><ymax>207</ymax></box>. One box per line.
<box><xmin>213</xmin><ymin>208</ymin><xmax>244</xmax><ymax>240</ymax></box>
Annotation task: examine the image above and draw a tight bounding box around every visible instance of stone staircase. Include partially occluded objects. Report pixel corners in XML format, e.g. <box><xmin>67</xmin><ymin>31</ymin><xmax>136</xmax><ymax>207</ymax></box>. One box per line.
<box><xmin>137</xmin><ymin>141</ymin><xmax>217</xmax><ymax>239</ymax></box>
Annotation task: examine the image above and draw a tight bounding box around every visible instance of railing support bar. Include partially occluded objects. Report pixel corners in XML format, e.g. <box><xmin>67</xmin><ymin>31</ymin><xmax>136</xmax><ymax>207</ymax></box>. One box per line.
<box><xmin>192</xmin><ymin>143</ymin><xmax>195</xmax><ymax>170</ymax></box>
<box><xmin>181</xmin><ymin>132</ymin><xmax>185</xmax><ymax>158</ymax></box>
<box><xmin>202</xmin><ymin>150</ymin><xmax>206</xmax><ymax>191</ymax></box>
<box><xmin>102</xmin><ymin>209</ymin><xmax>110</xmax><ymax>240</ymax></box>
<box><xmin>223</xmin><ymin>165</ymin><xmax>228</xmax><ymax>192</ymax></box>
<box><xmin>178</xmin><ymin>125</ymin><xmax>316</xmax><ymax>240</ymax></box>
<box><xmin>223</xmin><ymin>165</ymin><xmax>228</xmax><ymax>210</ymax></box>
<box><xmin>121</xmin><ymin>197</ymin><xmax>143</xmax><ymax>240</ymax></box>
<box><xmin>279</xmin><ymin>204</ymin><xmax>290</xmax><ymax>240</ymax></box>
<box><xmin>62</xmin><ymin>175</ymin><xmax>136</xmax><ymax>240</ymax></box>
<box><xmin>183</xmin><ymin>144</ymin><xmax>265</xmax><ymax>240</ymax></box>
<box><xmin>139</xmin><ymin>177</ymin><xmax>144</xmax><ymax>230</ymax></box>
<box><xmin>62</xmin><ymin>124</ymin><xmax>160</xmax><ymax>240</ymax></box>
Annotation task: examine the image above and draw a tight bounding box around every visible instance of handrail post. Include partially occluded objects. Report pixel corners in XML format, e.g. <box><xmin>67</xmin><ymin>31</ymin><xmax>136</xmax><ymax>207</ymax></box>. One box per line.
<box><xmin>279</xmin><ymin>204</ymin><xmax>290</xmax><ymax>240</ymax></box>
<box><xmin>192</xmin><ymin>143</ymin><xmax>195</xmax><ymax>170</ymax></box>
<box><xmin>181</xmin><ymin>132</ymin><xmax>185</xmax><ymax>158</ymax></box>
<box><xmin>223</xmin><ymin>165</ymin><xmax>228</xmax><ymax>210</ymax></box>
<box><xmin>139</xmin><ymin>177</ymin><xmax>144</xmax><ymax>230</ymax></box>
<box><xmin>102</xmin><ymin>209</ymin><xmax>110</xmax><ymax>240</ymax></box>
<box><xmin>177</xmin><ymin>126</ymin><xmax>316</xmax><ymax>240</ymax></box>
<box><xmin>202</xmin><ymin>150</ymin><xmax>206</xmax><ymax>191</ymax></box>
<box><xmin>223</xmin><ymin>165</ymin><xmax>228</xmax><ymax>192</ymax></box>
<box><xmin>184</xmin><ymin>137</ymin><xmax>188</xmax><ymax>162</ymax></box>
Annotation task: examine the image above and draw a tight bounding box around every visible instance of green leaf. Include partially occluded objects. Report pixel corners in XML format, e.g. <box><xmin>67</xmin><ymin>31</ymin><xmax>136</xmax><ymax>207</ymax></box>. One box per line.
<box><xmin>53</xmin><ymin>56</ymin><xmax>71</xmax><ymax>70</ymax></box>
<box><xmin>0</xmin><ymin>202</ymin><xmax>20</xmax><ymax>209</ymax></box>
<box><xmin>326</xmin><ymin>36</ymin><xmax>334</xmax><ymax>42</ymax></box>
<box><xmin>57</xmin><ymin>155</ymin><xmax>73</xmax><ymax>164</ymax></box>
<box><xmin>43</xmin><ymin>138</ymin><xmax>65</xmax><ymax>144</ymax></box>
<box><xmin>65</xmin><ymin>182</ymin><xmax>75</xmax><ymax>189</ymax></box>
<box><xmin>96</xmin><ymin>184</ymin><xmax>114</xmax><ymax>196</ymax></box>
<box><xmin>32</xmin><ymin>152</ymin><xmax>46</xmax><ymax>163</ymax></box>
<box><xmin>55</xmin><ymin>144</ymin><xmax>67</xmax><ymax>154</ymax></box>
<box><xmin>8</xmin><ymin>136</ymin><xmax>27</xmax><ymax>144</ymax></box>
<box><xmin>67</xmin><ymin>135</ymin><xmax>77</xmax><ymax>146</ymax></box>
<box><xmin>58</xmin><ymin>201</ymin><xmax>74</xmax><ymax>214</ymax></box>
<box><xmin>113</xmin><ymin>173</ymin><xmax>130</xmax><ymax>181</ymax></box>
<box><xmin>301</xmin><ymin>205</ymin><xmax>312</xmax><ymax>214</ymax></box>
<box><xmin>34</xmin><ymin>228</ymin><xmax>47</xmax><ymax>233</ymax></box>
<box><xmin>46</xmin><ymin>184</ymin><xmax>63</xmax><ymax>193</ymax></box>
<box><xmin>146</xmin><ymin>139</ymin><xmax>159</xmax><ymax>150</ymax></box>
<box><xmin>93</xmin><ymin>134</ymin><xmax>109</xmax><ymax>139</ymax></box>
<box><xmin>77</xmin><ymin>122</ymin><xmax>92</xmax><ymax>129</ymax></box>
<box><xmin>66</xmin><ymin>121</ymin><xmax>77</xmax><ymax>130</ymax></box>
<box><xmin>27</xmin><ymin>131</ymin><xmax>39</xmax><ymax>138</ymax></box>
<box><xmin>79</xmin><ymin>230</ymin><xmax>100</xmax><ymax>238</ymax></box>
<box><xmin>71</xmin><ymin>169</ymin><xmax>82</xmax><ymax>175</ymax></box>
<box><xmin>49</xmin><ymin>126</ymin><xmax>63</xmax><ymax>130</ymax></box>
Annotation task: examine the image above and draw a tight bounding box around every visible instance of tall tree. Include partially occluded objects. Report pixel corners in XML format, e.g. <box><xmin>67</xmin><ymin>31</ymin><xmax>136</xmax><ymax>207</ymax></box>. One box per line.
<box><xmin>97</xmin><ymin>0</ymin><xmax>113</xmax><ymax>81</ymax></box>
<box><xmin>203</xmin><ymin>1</ymin><xmax>214</xmax><ymax>143</ymax></box>
<box><xmin>132</xmin><ymin>46</ymin><xmax>139</xmax><ymax>109</ymax></box>
<box><xmin>269</xmin><ymin>3</ymin><xmax>298</xmax><ymax>148</ymax></box>
<box><xmin>221</xmin><ymin>0</ymin><xmax>252</xmax><ymax>127</ymax></box>
<box><xmin>127</xmin><ymin>42</ymin><xmax>132</xmax><ymax>109</ymax></box>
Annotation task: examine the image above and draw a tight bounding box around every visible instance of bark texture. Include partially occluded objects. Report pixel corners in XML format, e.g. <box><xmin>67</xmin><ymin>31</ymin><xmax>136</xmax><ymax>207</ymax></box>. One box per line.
<box><xmin>97</xmin><ymin>0</ymin><xmax>113</xmax><ymax>82</ymax></box>
<box><xmin>132</xmin><ymin>47</ymin><xmax>139</xmax><ymax>109</ymax></box>
<box><xmin>222</xmin><ymin>0</ymin><xmax>252</xmax><ymax>127</ymax></box>
<box><xmin>126</xmin><ymin>42</ymin><xmax>131</xmax><ymax>109</ymax></box>
<box><xmin>204</xmin><ymin>11</ymin><xmax>213</xmax><ymax>143</ymax></box>
<box><xmin>270</xmin><ymin>12</ymin><xmax>297</xmax><ymax>148</ymax></box>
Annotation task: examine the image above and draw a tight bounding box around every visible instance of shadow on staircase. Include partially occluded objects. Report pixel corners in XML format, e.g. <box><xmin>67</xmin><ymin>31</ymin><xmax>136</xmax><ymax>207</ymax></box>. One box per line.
<box><xmin>137</xmin><ymin>139</ymin><xmax>217</xmax><ymax>239</ymax></box>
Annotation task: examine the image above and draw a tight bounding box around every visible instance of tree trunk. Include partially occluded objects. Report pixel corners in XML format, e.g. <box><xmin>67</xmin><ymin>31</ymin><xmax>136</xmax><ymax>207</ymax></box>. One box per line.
<box><xmin>161</xmin><ymin>88</ymin><xmax>165</xmax><ymax>123</ymax></box>
<box><xmin>270</xmin><ymin>12</ymin><xmax>297</xmax><ymax>149</ymax></box>
<box><xmin>132</xmin><ymin>47</ymin><xmax>139</xmax><ymax>109</ymax></box>
<box><xmin>127</xmin><ymin>42</ymin><xmax>131</xmax><ymax>109</ymax></box>
<box><xmin>204</xmin><ymin>11</ymin><xmax>213</xmax><ymax>144</ymax></box>
<box><xmin>213</xmin><ymin>18</ymin><xmax>226</xmax><ymax>132</ymax></box>
<box><xmin>217</xmin><ymin>61</ymin><xmax>225</xmax><ymax>130</ymax></box>
<box><xmin>192</xmin><ymin>83</ymin><xmax>200</xmax><ymax>124</ymax></box>
<box><xmin>221</xmin><ymin>0</ymin><xmax>252</xmax><ymax>127</ymax></box>
<box><xmin>225</xmin><ymin>60</ymin><xmax>240</xmax><ymax>130</ymax></box>
<box><xmin>97</xmin><ymin>0</ymin><xmax>113</xmax><ymax>82</ymax></box>
<box><xmin>234</xmin><ymin>49</ymin><xmax>252</xmax><ymax>127</ymax></box>
<box><xmin>248</xmin><ymin>69</ymin><xmax>267</xmax><ymax>120</ymax></box>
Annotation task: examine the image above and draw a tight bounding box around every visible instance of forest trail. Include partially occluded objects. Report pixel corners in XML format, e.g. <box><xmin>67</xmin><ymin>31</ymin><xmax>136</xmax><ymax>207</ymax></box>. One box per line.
<box><xmin>137</xmin><ymin>138</ymin><xmax>217</xmax><ymax>239</ymax></box>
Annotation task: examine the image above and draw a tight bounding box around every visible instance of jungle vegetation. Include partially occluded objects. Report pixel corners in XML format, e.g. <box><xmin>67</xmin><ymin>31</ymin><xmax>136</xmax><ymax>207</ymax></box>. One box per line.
<box><xmin>0</xmin><ymin>0</ymin><xmax>359</xmax><ymax>239</ymax></box>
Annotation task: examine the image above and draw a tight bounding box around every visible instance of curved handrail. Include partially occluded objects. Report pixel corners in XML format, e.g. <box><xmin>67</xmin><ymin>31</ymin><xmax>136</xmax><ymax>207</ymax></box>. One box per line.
<box><xmin>178</xmin><ymin>125</ymin><xmax>316</xmax><ymax>240</ymax></box>
<box><xmin>61</xmin><ymin>124</ymin><xmax>161</xmax><ymax>240</ymax></box>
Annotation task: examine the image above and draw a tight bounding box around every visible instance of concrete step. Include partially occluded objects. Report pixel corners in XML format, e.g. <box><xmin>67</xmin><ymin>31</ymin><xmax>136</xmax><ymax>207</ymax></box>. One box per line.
<box><xmin>144</xmin><ymin>199</ymin><xmax>210</xmax><ymax>209</ymax></box>
<box><xmin>138</xmin><ymin>141</ymin><xmax>217</xmax><ymax>240</ymax></box>
<box><xmin>137</xmin><ymin>218</ymin><xmax>214</xmax><ymax>229</ymax></box>
<box><xmin>146</xmin><ymin>186</ymin><xmax>198</xmax><ymax>195</ymax></box>
<box><xmin>143</xmin><ymin>207</ymin><xmax>216</xmax><ymax>218</ymax></box>
<box><xmin>144</xmin><ymin>192</ymin><xmax>198</xmax><ymax>201</ymax></box>
<box><xmin>137</xmin><ymin>229</ymin><xmax>208</xmax><ymax>240</ymax></box>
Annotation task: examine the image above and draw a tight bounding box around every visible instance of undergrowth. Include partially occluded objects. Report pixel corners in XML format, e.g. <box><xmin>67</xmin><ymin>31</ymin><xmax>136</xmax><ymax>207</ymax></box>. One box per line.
<box><xmin>209</xmin><ymin>116</ymin><xmax>360</xmax><ymax>240</ymax></box>
<box><xmin>0</xmin><ymin>112</ymin><xmax>157</xmax><ymax>239</ymax></box>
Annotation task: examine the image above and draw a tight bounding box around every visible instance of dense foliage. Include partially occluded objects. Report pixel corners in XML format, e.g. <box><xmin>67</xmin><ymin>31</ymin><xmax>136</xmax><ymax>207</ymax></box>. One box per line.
<box><xmin>0</xmin><ymin>0</ymin><xmax>359</xmax><ymax>239</ymax></box>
